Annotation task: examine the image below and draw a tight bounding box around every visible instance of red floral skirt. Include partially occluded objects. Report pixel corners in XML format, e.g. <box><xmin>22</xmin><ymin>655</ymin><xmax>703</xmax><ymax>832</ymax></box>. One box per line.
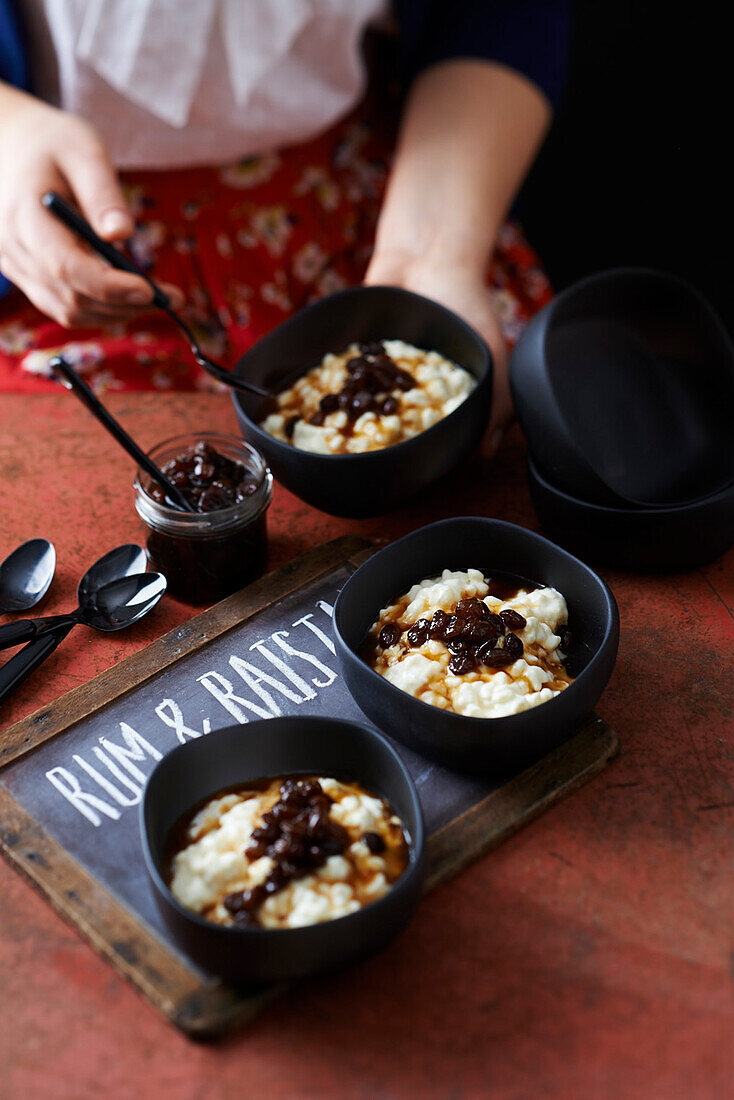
<box><xmin>0</xmin><ymin>112</ymin><xmax>552</xmax><ymax>394</ymax></box>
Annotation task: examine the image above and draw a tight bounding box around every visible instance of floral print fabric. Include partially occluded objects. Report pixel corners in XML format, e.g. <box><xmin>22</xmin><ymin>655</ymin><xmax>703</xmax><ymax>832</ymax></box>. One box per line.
<box><xmin>0</xmin><ymin>111</ymin><xmax>552</xmax><ymax>394</ymax></box>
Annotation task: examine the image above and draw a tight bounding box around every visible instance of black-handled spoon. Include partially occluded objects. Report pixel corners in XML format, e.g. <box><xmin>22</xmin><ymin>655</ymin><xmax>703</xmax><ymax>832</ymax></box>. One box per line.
<box><xmin>0</xmin><ymin>542</ymin><xmax>147</xmax><ymax>650</ymax></box>
<box><xmin>42</xmin><ymin>191</ymin><xmax>272</xmax><ymax>399</ymax></box>
<box><xmin>0</xmin><ymin>543</ymin><xmax>146</xmax><ymax>704</ymax></box>
<box><xmin>0</xmin><ymin>623</ymin><xmax>74</xmax><ymax>705</ymax></box>
<box><xmin>0</xmin><ymin>570</ymin><xmax>166</xmax><ymax>706</ymax></box>
<box><xmin>0</xmin><ymin>538</ymin><xmax>56</xmax><ymax>614</ymax></box>
<box><xmin>50</xmin><ymin>355</ymin><xmax>197</xmax><ymax>513</ymax></box>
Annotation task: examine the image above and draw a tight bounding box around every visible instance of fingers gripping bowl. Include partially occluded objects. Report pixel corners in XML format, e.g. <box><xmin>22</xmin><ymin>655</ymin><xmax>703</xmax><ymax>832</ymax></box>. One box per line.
<box><xmin>141</xmin><ymin>718</ymin><xmax>425</xmax><ymax>984</ymax></box>
<box><xmin>333</xmin><ymin>518</ymin><xmax>619</xmax><ymax>773</ymax></box>
<box><xmin>231</xmin><ymin>286</ymin><xmax>492</xmax><ymax>518</ymax></box>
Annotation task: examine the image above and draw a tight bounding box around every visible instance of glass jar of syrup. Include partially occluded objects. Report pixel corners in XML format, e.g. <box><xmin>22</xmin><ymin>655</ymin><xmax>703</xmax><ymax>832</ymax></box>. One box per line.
<box><xmin>134</xmin><ymin>433</ymin><xmax>273</xmax><ymax>605</ymax></box>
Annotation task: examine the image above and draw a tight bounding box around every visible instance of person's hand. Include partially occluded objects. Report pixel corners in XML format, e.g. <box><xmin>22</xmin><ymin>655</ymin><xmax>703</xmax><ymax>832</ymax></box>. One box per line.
<box><xmin>364</xmin><ymin>253</ymin><xmax>511</xmax><ymax>457</ymax></box>
<box><xmin>0</xmin><ymin>85</ymin><xmax>183</xmax><ymax>327</ymax></box>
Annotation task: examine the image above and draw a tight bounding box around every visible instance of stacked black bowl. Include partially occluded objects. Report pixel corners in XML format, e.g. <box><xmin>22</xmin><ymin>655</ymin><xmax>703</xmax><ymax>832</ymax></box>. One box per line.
<box><xmin>510</xmin><ymin>268</ymin><xmax>734</xmax><ymax>570</ymax></box>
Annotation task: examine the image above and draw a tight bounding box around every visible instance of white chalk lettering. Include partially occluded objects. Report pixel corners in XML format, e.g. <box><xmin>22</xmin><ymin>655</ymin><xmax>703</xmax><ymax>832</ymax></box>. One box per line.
<box><xmin>99</xmin><ymin>723</ymin><xmax>163</xmax><ymax>781</ymax></box>
<box><xmin>45</xmin><ymin>767</ymin><xmax>121</xmax><ymax>827</ymax></box>
<box><xmin>292</xmin><ymin>611</ymin><xmax>335</xmax><ymax>655</ymax></box>
<box><xmin>249</xmin><ymin>639</ymin><xmax>315</xmax><ymax>700</ymax></box>
<box><xmin>317</xmin><ymin>600</ymin><xmax>334</xmax><ymax>618</ymax></box>
<box><xmin>155</xmin><ymin>699</ymin><xmax>212</xmax><ymax>744</ymax></box>
<box><xmin>91</xmin><ymin>747</ymin><xmax>142</xmax><ymax>801</ymax></box>
<box><xmin>197</xmin><ymin>670</ymin><xmax>271</xmax><ymax>722</ymax></box>
<box><xmin>229</xmin><ymin>655</ymin><xmax>303</xmax><ymax>714</ymax></box>
<box><xmin>73</xmin><ymin>754</ymin><xmax>139</xmax><ymax>808</ymax></box>
<box><xmin>270</xmin><ymin>630</ymin><xmax>337</xmax><ymax>689</ymax></box>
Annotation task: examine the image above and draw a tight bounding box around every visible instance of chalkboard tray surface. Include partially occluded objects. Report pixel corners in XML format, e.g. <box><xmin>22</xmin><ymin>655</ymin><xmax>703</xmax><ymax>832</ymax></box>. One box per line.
<box><xmin>0</xmin><ymin>536</ymin><xmax>618</xmax><ymax>1038</ymax></box>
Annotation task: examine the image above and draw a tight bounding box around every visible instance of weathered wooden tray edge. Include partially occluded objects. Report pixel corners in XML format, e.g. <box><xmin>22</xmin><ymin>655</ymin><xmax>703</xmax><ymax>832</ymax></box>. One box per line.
<box><xmin>0</xmin><ymin>536</ymin><xmax>620</xmax><ymax>1039</ymax></box>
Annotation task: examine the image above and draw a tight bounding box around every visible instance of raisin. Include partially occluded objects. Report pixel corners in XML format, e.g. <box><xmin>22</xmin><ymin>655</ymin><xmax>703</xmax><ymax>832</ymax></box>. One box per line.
<box><xmin>406</xmin><ymin>619</ymin><xmax>430</xmax><ymax>647</ymax></box>
<box><xmin>480</xmin><ymin>647</ymin><xmax>515</xmax><ymax>668</ymax></box>
<box><xmin>499</xmin><ymin>609</ymin><xmax>527</xmax><ymax>631</ymax></box>
<box><xmin>448</xmin><ymin>651</ymin><xmax>476</xmax><ymax>675</ymax></box>
<box><xmin>380</xmin><ymin>395</ymin><xmax>399</xmax><ymax>415</ymax></box>
<box><xmin>309</xmin><ymin>410</ymin><xmax>326</xmax><ymax>426</ymax></box>
<box><xmin>463</xmin><ymin>620</ymin><xmax>496</xmax><ymax>645</ymax></box>
<box><xmin>394</xmin><ymin>369</ymin><xmax>415</xmax><ymax>392</ymax></box>
<box><xmin>319</xmin><ymin>393</ymin><xmax>340</xmax><ymax>414</ymax></box>
<box><xmin>284</xmin><ymin>415</ymin><xmax>299</xmax><ymax>439</ymax></box>
<box><xmin>379</xmin><ymin>622</ymin><xmax>402</xmax><ymax>648</ymax></box>
<box><xmin>349</xmin><ymin>390</ymin><xmax>376</xmax><ymax>417</ymax></box>
<box><xmin>456</xmin><ymin>598</ymin><xmax>488</xmax><ymax>620</ymax></box>
<box><xmin>447</xmin><ymin>637</ymin><xmax>467</xmax><ymax>654</ymax></box>
<box><xmin>359</xmin><ymin>341</ymin><xmax>385</xmax><ymax>356</ymax></box>
<box><xmin>244</xmin><ymin>837</ymin><xmax>267</xmax><ymax>860</ymax></box>
<box><xmin>442</xmin><ymin>614</ymin><xmax>466</xmax><ymax>640</ymax></box>
<box><xmin>232</xmin><ymin>909</ymin><xmax>258</xmax><ymax>927</ymax></box>
<box><xmin>504</xmin><ymin>632</ymin><xmax>524</xmax><ymax>660</ymax></box>
<box><xmin>373</xmin><ymin>366</ymin><xmax>397</xmax><ymax>392</ymax></box>
<box><xmin>487</xmin><ymin>612</ymin><xmax>505</xmax><ymax>634</ymax></box>
<box><xmin>428</xmin><ymin>609</ymin><xmax>448</xmax><ymax>638</ymax></box>
<box><xmin>362</xmin><ymin>831</ymin><xmax>386</xmax><ymax>854</ymax></box>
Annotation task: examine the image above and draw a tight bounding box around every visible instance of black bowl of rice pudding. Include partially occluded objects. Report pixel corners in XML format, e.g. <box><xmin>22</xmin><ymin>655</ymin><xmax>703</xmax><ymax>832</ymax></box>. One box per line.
<box><xmin>333</xmin><ymin>518</ymin><xmax>619</xmax><ymax>773</ymax></box>
<box><xmin>140</xmin><ymin>717</ymin><xmax>425</xmax><ymax>985</ymax></box>
<box><xmin>231</xmin><ymin>286</ymin><xmax>492</xmax><ymax>517</ymax></box>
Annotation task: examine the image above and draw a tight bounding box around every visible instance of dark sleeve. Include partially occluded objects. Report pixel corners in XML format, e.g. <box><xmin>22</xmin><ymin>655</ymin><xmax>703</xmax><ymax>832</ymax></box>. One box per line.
<box><xmin>0</xmin><ymin>0</ymin><xmax>28</xmax><ymax>88</ymax></box>
<box><xmin>394</xmin><ymin>0</ymin><xmax>571</xmax><ymax>108</ymax></box>
<box><xmin>0</xmin><ymin>0</ymin><xmax>27</xmax><ymax>297</ymax></box>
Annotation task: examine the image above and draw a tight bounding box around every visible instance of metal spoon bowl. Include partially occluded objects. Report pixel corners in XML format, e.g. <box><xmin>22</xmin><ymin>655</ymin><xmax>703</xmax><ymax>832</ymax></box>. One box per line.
<box><xmin>0</xmin><ymin>539</ymin><xmax>56</xmax><ymax>614</ymax></box>
<box><xmin>75</xmin><ymin>571</ymin><xmax>167</xmax><ymax>632</ymax></box>
<box><xmin>77</xmin><ymin>543</ymin><xmax>147</xmax><ymax>606</ymax></box>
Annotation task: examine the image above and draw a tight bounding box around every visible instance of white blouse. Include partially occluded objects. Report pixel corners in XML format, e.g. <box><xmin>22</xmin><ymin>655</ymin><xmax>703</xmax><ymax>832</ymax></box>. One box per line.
<box><xmin>19</xmin><ymin>0</ymin><xmax>389</xmax><ymax>169</ymax></box>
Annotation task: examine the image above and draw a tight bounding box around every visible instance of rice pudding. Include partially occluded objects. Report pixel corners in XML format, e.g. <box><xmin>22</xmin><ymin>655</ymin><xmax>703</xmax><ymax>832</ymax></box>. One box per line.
<box><xmin>260</xmin><ymin>339</ymin><xmax>475</xmax><ymax>455</ymax></box>
<box><xmin>365</xmin><ymin>569</ymin><xmax>574</xmax><ymax>719</ymax></box>
<box><xmin>168</xmin><ymin>776</ymin><xmax>409</xmax><ymax>929</ymax></box>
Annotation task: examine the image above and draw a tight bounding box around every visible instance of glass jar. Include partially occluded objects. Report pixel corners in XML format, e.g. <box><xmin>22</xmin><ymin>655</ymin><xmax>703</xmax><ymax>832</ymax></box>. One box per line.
<box><xmin>134</xmin><ymin>432</ymin><xmax>273</xmax><ymax>605</ymax></box>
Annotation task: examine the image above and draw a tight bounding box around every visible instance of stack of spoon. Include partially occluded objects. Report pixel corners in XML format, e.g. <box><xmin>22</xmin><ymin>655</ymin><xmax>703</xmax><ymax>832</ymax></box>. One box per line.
<box><xmin>0</xmin><ymin>539</ymin><xmax>166</xmax><ymax>706</ymax></box>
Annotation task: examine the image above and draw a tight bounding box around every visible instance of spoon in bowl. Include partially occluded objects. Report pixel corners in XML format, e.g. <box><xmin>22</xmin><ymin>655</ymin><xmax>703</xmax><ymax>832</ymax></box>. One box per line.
<box><xmin>0</xmin><ymin>567</ymin><xmax>165</xmax><ymax>706</ymax></box>
<box><xmin>42</xmin><ymin>191</ymin><xmax>272</xmax><ymax>399</ymax></box>
<box><xmin>0</xmin><ymin>539</ymin><xmax>56</xmax><ymax>614</ymax></box>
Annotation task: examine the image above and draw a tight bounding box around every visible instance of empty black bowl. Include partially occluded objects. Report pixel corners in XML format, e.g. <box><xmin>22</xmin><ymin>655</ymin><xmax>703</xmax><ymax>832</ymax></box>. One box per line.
<box><xmin>510</xmin><ymin>268</ymin><xmax>734</xmax><ymax>508</ymax></box>
<box><xmin>140</xmin><ymin>717</ymin><xmax>425</xmax><ymax>985</ymax></box>
<box><xmin>333</xmin><ymin>517</ymin><xmax>619</xmax><ymax>774</ymax></box>
<box><xmin>231</xmin><ymin>285</ymin><xmax>492</xmax><ymax>517</ymax></box>
<box><xmin>527</xmin><ymin>453</ymin><xmax>734</xmax><ymax>571</ymax></box>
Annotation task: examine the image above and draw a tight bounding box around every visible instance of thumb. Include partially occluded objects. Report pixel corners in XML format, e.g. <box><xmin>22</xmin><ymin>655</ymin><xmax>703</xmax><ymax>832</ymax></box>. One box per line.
<box><xmin>57</xmin><ymin>127</ymin><xmax>133</xmax><ymax>241</ymax></box>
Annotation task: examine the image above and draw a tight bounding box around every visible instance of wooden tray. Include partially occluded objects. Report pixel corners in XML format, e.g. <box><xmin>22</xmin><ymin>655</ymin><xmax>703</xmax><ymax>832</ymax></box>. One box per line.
<box><xmin>0</xmin><ymin>536</ymin><xmax>618</xmax><ymax>1037</ymax></box>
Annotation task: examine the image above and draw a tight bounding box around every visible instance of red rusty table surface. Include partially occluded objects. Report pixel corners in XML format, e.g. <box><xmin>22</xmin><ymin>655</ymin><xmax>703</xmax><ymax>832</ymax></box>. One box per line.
<box><xmin>1</xmin><ymin>392</ymin><xmax>733</xmax><ymax>1099</ymax></box>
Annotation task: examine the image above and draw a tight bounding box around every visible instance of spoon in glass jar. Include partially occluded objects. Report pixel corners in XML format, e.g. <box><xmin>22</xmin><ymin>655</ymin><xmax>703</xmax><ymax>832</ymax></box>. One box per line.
<box><xmin>0</xmin><ymin>539</ymin><xmax>56</xmax><ymax>614</ymax></box>
<box><xmin>42</xmin><ymin>192</ymin><xmax>272</xmax><ymax>399</ymax></box>
<box><xmin>49</xmin><ymin>356</ymin><xmax>197</xmax><ymax>513</ymax></box>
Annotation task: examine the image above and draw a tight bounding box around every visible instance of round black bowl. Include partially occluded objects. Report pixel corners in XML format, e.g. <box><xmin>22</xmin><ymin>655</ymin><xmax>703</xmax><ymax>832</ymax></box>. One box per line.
<box><xmin>333</xmin><ymin>517</ymin><xmax>619</xmax><ymax>774</ymax></box>
<box><xmin>510</xmin><ymin>267</ymin><xmax>734</xmax><ymax>508</ymax></box>
<box><xmin>140</xmin><ymin>717</ymin><xmax>426</xmax><ymax>985</ymax></box>
<box><xmin>231</xmin><ymin>285</ymin><xmax>492</xmax><ymax>517</ymax></box>
<box><xmin>527</xmin><ymin>453</ymin><xmax>734</xmax><ymax>571</ymax></box>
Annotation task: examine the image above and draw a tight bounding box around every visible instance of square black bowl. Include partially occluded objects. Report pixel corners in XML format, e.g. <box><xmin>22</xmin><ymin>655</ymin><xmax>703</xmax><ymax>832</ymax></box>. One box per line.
<box><xmin>231</xmin><ymin>286</ymin><xmax>492</xmax><ymax>517</ymax></box>
<box><xmin>141</xmin><ymin>717</ymin><xmax>426</xmax><ymax>985</ymax></box>
<box><xmin>333</xmin><ymin>517</ymin><xmax>619</xmax><ymax>774</ymax></box>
